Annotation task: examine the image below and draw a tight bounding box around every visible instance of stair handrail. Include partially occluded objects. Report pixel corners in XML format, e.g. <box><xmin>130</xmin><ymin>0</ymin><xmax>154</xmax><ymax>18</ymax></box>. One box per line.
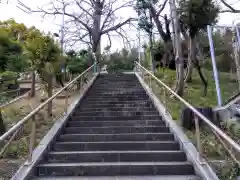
<box><xmin>0</xmin><ymin>87</ymin><xmax>42</xmax><ymax>109</ymax></box>
<box><xmin>135</xmin><ymin>61</ymin><xmax>240</xmax><ymax>164</ymax></box>
<box><xmin>0</xmin><ymin>63</ymin><xmax>97</xmax><ymax>163</ymax></box>
<box><xmin>0</xmin><ymin>88</ymin><xmax>20</xmax><ymax>96</ymax></box>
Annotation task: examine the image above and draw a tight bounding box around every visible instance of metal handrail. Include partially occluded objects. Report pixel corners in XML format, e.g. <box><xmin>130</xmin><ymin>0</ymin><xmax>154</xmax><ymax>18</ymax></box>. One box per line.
<box><xmin>0</xmin><ymin>87</ymin><xmax>42</xmax><ymax>109</ymax></box>
<box><xmin>0</xmin><ymin>64</ymin><xmax>96</xmax><ymax>142</ymax></box>
<box><xmin>0</xmin><ymin>88</ymin><xmax>20</xmax><ymax>96</ymax></box>
<box><xmin>135</xmin><ymin>61</ymin><xmax>240</xmax><ymax>154</ymax></box>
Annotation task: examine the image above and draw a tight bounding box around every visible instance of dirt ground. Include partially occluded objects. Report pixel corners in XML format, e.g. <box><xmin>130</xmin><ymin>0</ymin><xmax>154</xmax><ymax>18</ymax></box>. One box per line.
<box><xmin>0</xmin><ymin>84</ymin><xmax>85</xmax><ymax>179</ymax></box>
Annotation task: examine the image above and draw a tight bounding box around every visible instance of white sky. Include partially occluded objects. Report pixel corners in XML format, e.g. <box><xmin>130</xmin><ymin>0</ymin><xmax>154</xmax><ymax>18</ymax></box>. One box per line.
<box><xmin>0</xmin><ymin>0</ymin><xmax>240</xmax><ymax>52</ymax></box>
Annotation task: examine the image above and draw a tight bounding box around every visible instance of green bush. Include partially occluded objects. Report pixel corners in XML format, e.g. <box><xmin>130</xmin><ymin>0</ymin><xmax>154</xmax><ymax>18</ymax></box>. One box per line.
<box><xmin>106</xmin><ymin>49</ymin><xmax>136</xmax><ymax>73</ymax></box>
<box><xmin>0</xmin><ymin>71</ymin><xmax>19</xmax><ymax>91</ymax></box>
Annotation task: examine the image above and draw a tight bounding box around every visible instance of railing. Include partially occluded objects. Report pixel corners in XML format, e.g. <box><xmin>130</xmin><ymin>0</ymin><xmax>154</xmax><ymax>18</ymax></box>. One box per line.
<box><xmin>0</xmin><ymin>63</ymin><xmax>97</xmax><ymax>164</ymax></box>
<box><xmin>0</xmin><ymin>87</ymin><xmax>43</xmax><ymax>109</ymax></box>
<box><xmin>0</xmin><ymin>88</ymin><xmax>20</xmax><ymax>96</ymax></box>
<box><xmin>0</xmin><ymin>88</ymin><xmax>22</xmax><ymax>108</ymax></box>
<box><xmin>135</xmin><ymin>61</ymin><xmax>240</xmax><ymax>168</ymax></box>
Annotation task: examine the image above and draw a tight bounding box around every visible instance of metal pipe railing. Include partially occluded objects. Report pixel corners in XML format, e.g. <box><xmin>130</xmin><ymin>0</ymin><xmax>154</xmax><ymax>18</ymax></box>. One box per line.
<box><xmin>135</xmin><ymin>61</ymin><xmax>240</xmax><ymax>154</ymax></box>
<box><xmin>0</xmin><ymin>63</ymin><xmax>97</xmax><ymax>162</ymax></box>
<box><xmin>0</xmin><ymin>88</ymin><xmax>20</xmax><ymax>96</ymax></box>
<box><xmin>0</xmin><ymin>87</ymin><xmax>41</xmax><ymax>109</ymax></box>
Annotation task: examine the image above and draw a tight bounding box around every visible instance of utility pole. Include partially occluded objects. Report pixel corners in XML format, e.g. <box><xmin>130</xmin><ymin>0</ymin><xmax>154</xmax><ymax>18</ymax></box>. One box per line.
<box><xmin>138</xmin><ymin>29</ymin><xmax>141</xmax><ymax>64</ymax></box>
<box><xmin>169</xmin><ymin>0</ymin><xmax>184</xmax><ymax>95</ymax></box>
<box><xmin>149</xmin><ymin>9</ymin><xmax>155</xmax><ymax>73</ymax></box>
<box><xmin>60</xmin><ymin>3</ymin><xmax>65</xmax><ymax>74</ymax></box>
<box><xmin>137</xmin><ymin>11</ymin><xmax>141</xmax><ymax>65</ymax></box>
<box><xmin>232</xmin><ymin>22</ymin><xmax>240</xmax><ymax>91</ymax></box>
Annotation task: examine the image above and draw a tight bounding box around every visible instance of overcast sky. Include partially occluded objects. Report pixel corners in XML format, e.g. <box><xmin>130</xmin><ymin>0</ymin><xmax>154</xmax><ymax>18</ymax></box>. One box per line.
<box><xmin>0</xmin><ymin>0</ymin><xmax>240</xmax><ymax>52</ymax></box>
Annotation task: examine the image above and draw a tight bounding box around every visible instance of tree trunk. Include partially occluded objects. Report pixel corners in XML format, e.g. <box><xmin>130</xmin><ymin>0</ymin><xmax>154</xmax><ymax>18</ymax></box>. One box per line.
<box><xmin>77</xmin><ymin>79</ymin><xmax>81</xmax><ymax>90</ymax></box>
<box><xmin>149</xmin><ymin>10</ymin><xmax>156</xmax><ymax>73</ymax></box>
<box><xmin>185</xmin><ymin>37</ymin><xmax>195</xmax><ymax>82</ymax></box>
<box><xmin>149</xmin><ymin>5</ymin><xmax>170</xmax><ymax>43</ymax></box>
<box><xmin>30</xmin><ymin>70</ymin><xmax>36</xmax><ymax>97</ymax></box>
<box><xmin>234</xmin><ymin>44</ymin><xmax>240</xmax><ymax>91</ymax></box>
<box><xmin>47</xmin><ymin>75</ymin><xmax>53</xmax><ymax>117</ymax></box>
<box><xmin>96</xmin><ymin>42</ymin><xmax>101</xmax><ymax>62</ymax></box>
<box><xmin>170</xmin><ymin>0</ymin><xmax>184</xmax><ymax>96</ymax></box>
<box><xmin>92</xmin><ymin>0</ymin><xmax>102</xmax><ymax>65</ymax></box>
<box><xmin>170</xmin><ymin>10</ymin><xmax>176</xmax><ymax>55</ymax></box>
<box><xmin>0</xmin><ymin>110</ymin><xmax>6</xmax><ymax>136</ymax></box>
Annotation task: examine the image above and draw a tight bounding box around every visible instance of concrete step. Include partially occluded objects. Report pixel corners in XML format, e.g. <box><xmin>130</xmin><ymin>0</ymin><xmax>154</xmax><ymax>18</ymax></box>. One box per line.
<box><xmin>73</xmin><ymin>111</ymin><xmax>159</xmax><ymax>117</ymax></box>
<box><xmin>89</xmin><ymin>87</ymin><xmax>143</xmax><ymax>90</ymax></box>
<box><xmin>37</xmin><ymin>162</ymin><xmax>194</xmax><ymax>176</ymax></box>
<box><xmin>87</xmin><ymin>89</ymin><xmax>144</xmax><ymax>93</ymax></box>
<box><xmin>67</xmin><ymin>120</ymin><xmax>165</xmax><ymax>127</ymax></box>
<box><xmin>70</xmin><ymin>115</ymin><xmax>161</xmax><ymax>121</ymax></box>
<box><xmin>63</xmin><ymin>126</ymin><xmax>169</xmax><ymax>134</ymax></box>
<box><xmin>87</xmin><ymin>90</ymin><xmax>147</xmax><ymax>95</ymax></box>
<box><xmin>84</xmin><ymin>93</ymin><xmax>148</xmax><ymax>97</ymax></box>
<box><xmin>53</xmin><ymin>141</ymin><xmax>179</xmax><ymax>151</ymax></box>
<box><xmin>77</xmin><ymin>107</ymin><xmax>157</xmax><ymax>112</ymax></box>
<box><xmin>97</xmin><ymin>75</ymin><xmax>136</xmax><ymax>78</ymax></box>
<box><xmin>84</xmin><ymin>93</ymin><xmax>147</xmax><ymax>97</ymax></box>
<box><xmin>93</xmin><ymin>79</ymin><xmax>138</xmax><ymax>81</ymax></box>
<box><xmin>96</xmin><ymin>78</ymin><xmax>137</xmax><ymax>80</ymax></box>
<box><xmin>78</xmin><ymin>102</ymin><xmax>154</xmax><ymax>107</ymax></box>
<box><xmin>47</xmin><ymin>150</ymin><xmax>186</xmax><ymax>163</ymax></box>
<box><xmin>33</xmin><ymin>175</ymin><xmax>201</xmax><ymax>180</ymax></box>
<box><xmin>82</xmin><ymin>97</ymin><xmax>150</xmax><ymax>101</ymax></box>
<box><xmin>82</xmin><ymin>99</ymin><xmax>150</xmax><ymax>103</ymax></box>
<box><xmin>78</xmin><ymin>103</ymin><xmax>155</xmax><ymax>109</ymax></box>
<box><xmin>86</xmin><ymin>93</ymin><xmax>147</xmax><ymax>97</ymax></box>
<box><xmin>94</xmin><ymin>79</ymin><xmax>138</xmax><ymax>81</ymax></box>
<box><xmin>94</xmin><ymin>81</ymin><xmax>139</xmax><ymax>83</ymax></box>
<box><xmin>93</xmin><ymin>82</ymin><xmax>140</xmax><ymax>84</ymax></box>
<box><xmin>58</xmin><ymin>133</ymin><xmax>174</xmax><ymax>142</ymax></box>
<box><xmin>93</xmin><ymin>78</ymin><xmax>138</xmax><ymax>81</ymax></box>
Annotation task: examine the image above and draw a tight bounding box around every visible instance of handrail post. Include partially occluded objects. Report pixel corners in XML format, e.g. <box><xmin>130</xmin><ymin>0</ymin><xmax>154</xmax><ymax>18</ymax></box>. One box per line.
<box><xmin>80</xmin><ymin>77</ymin><xmax>83</xmax><ymax>91</ymax></box>
<box><xmin>17</xmin><ymin>88</ymin><xmax>20</xmax><ymax>97</ymax></box>
<box><xmin>64</xmin><ymin>88</ymin><xmax>69</xmax><ymax>114</ymax></box>
<box><xmin>163</xmin><ymin>88</ymin><xmax>167</xmax><ymax>114</ymax></box>
<box><xmin>149</xmin><ymin>74</ymin><xmax>152</xmax><ymax>89</ymax></box>
<box><xmin>25</xmin><ymin>115</ymin><xmax>36</xmax><ymax>165</ymax></box>
<box><xmin>0</xmin><ymin>127</ymin><xmax>21</xmax><ymax>157</ymax></box>
<box><xmin>194</xmin><ymin>114</ymin><xmax>202</xmax><ymax>164</ymax></box>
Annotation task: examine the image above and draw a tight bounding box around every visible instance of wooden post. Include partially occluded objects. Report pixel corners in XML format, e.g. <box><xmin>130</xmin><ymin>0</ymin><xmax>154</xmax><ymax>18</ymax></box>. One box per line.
<box><xmin>0</xmin><ymin>109</ymin><xmax>6</xmax><ymax>136</ymax></box>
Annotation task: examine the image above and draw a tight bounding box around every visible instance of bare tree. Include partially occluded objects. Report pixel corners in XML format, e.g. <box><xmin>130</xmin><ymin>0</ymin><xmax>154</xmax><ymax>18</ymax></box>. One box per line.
<box><xmin>219</xmin><ymin>0</ymin><xmax>240</xmax><ymax>13</ymax></box>
<box><xmin>143</xmin><ymin>0</ymin><xmax>171</xmax><ymax>44</ymax></box>
<box><xmin>35</xmin><ymin>0</ymin><xmax>136</xmax><ymax>61</ymax></box>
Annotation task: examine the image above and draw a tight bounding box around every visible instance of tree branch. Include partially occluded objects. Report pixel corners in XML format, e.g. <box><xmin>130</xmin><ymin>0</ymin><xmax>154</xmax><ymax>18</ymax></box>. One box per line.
<box><xmin>106</xmin><ymin>32</ymin><xmax>112</xmax><ymax>49</ymax></box>
<box><xmin>75</xmin><ymin>0</ymin><xmax>93</xmax><ymax>17</ymax></box>
<box><xmin>157</xmin><ymin>0</ymin><xmax>168</xmax><ymax>17</ymax></box>
<box><xmin>102</xmin><ymin>18</ymin><xmax>135</xmax><ymax>34</ymax></box>
<box><xmin>219</xmin><ymin>0</ymin><xmax>240</xmax><ymax>13</ymax></box>
<box><xmin>115</xmin><ymin>29</ymin><xmax>132</xmax><ymax>49</ymax></box>
<box><xmin>34</xmin><ymin>4</ymin><xmax>92</xmax><ymax>33</ymax></box>
<box><xmin>149</xmin><ymin>4</ymin><xmax>169</xmax><ymax>42</ymax></box>
<box><xmin>101</xmin><ymin>0</ymin><xmax>133</xmax><ymax>31</ymax></box>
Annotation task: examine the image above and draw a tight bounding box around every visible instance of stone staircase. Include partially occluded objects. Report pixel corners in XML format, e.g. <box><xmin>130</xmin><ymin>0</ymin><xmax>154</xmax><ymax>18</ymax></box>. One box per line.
<box><xmin>27</xmin><ymin>74</ymin><xmax>201</xmax><ymax>179</ymax></box>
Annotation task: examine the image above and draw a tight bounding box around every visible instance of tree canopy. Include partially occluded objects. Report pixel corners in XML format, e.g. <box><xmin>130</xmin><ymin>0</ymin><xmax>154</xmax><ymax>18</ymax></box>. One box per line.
<box><xmin>179</xmin><ymin>0</ymin><xmax>219</xmax><ymax>37</ymax></box>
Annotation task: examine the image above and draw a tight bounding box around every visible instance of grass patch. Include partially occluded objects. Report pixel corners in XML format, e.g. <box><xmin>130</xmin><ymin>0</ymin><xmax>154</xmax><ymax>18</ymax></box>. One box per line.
<box><xmin>0</xmin><ymin>84</ymin><xmax>86</xmax><ymax>179</ymax></box>
<box><xmin>153</xmin><ymin>68</ymin><xmax>239</xmax><ymax>120</ymax></box>
<box><xmin>146</xmin><ymin>68</ymin><xmax>240</xmax><ymax>180</ymax></box>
